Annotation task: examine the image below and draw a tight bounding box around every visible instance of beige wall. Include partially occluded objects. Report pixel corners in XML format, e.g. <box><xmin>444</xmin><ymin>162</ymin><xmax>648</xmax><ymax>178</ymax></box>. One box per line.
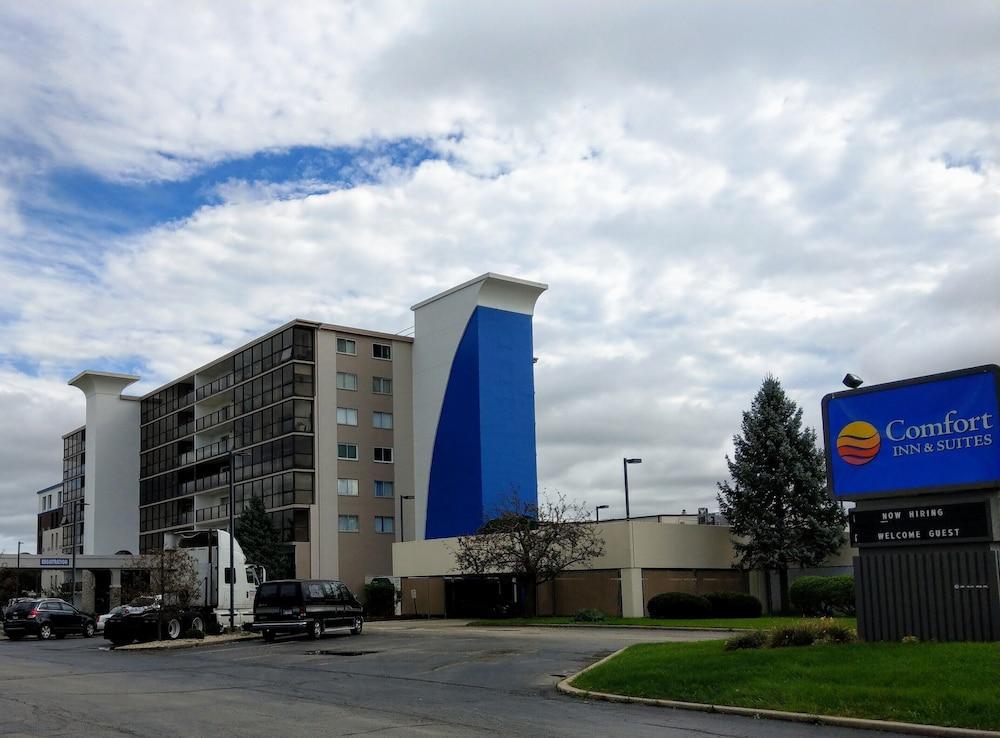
<box><xmin>399</xmin><ymin>576</ymin><xmax>446</xmax><ymax>616</ymax></box>
<box><xmin>537</xmin><ymin>570</ymin><xmax>621</xmax><ymax>616</ymax></box>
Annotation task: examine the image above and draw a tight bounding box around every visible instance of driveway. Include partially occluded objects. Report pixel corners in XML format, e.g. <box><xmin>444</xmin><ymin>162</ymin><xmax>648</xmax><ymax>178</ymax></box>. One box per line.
<box><xmin>0</xmin><ymin>620</ymin><xmax>913</xmax><ymax>737</ymax></box>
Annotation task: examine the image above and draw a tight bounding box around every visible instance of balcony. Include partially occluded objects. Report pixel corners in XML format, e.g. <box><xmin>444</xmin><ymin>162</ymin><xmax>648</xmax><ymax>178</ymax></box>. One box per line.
<box><xmin>195</xmin><ymin>502</ymin><xmax>242</xmax><ymax>523</ymax></box>
<box><xmin>195</xmin><ymin>404</ymin><xmax>233</xmax><ymax>432</ymax></box>
<box><xmin>180</xmin><ymin>471</ymin><xmax>231</xmax><ymax>496</ymax></box>
<box><xmin>196</xmin><ymin>372</ymin><xmax>234</xmax><ymax>402</ymax></box>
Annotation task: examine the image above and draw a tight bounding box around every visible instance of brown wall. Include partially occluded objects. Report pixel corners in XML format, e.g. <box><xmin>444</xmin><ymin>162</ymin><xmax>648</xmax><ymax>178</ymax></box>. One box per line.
<box><xmin>536</xmin><ymin>570</ymin><xmax>622</xmax><ymax>617</ymax></box>
<box><xmin>399</xmin><ymin>576</ymin><xmax>446</xmax><ymax>616</ymax></box>
<box><xmin>642</xmin><ymin>568</ymin><xmax>748</xmax><ymax>614</ymax></box>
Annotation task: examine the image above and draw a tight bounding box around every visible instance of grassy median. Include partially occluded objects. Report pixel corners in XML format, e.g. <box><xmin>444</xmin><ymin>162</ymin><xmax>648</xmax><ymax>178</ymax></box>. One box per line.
<box><xmin>468</xmin><ymin>616</ymin><xmax>856</xmax><ymax>630</ymax></box>
<box><xmin>571</xmin><ymin>640</ymin><xmax>1000</xmax><ymax>731</ymax></box>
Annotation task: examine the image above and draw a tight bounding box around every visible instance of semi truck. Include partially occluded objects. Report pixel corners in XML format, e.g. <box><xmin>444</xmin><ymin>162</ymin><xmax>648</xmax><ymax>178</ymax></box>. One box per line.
<box><xmin>104</xmin><ymin>529</ymin><xmax>264</xmax><ymax>644</ymax></box>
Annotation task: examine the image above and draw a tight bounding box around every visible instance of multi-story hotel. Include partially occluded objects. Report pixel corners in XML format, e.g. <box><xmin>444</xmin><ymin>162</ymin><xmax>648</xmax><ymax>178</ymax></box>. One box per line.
<box><xmin>52</xmin><ymin>274</ymin><xmax>548</xmax><ymax>594</ymax></box>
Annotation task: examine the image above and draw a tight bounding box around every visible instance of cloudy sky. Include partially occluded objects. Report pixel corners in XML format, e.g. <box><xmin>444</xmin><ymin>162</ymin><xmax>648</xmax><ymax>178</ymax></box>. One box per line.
<box><xmin>1</xmin><ymin>1</ymin><xmax>998</xmax><ymax>553</ymax></box>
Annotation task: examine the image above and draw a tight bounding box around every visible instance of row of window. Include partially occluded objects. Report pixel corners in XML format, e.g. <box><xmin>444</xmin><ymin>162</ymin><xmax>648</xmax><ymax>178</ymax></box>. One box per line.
<box><xmin>234</xmin><ymin>435</ymin><xmax>314</xmax><ymax>483</ymax></box>
<box><xmin>63</xmin><ymin>455</ymin><xmax>85</xmax><ymax>480</ymax></box>
<box><xmin>234</xmin><ymin>399</ymin><xmax>313</xmax><ymax>448</ymax></box>
<box><xmin>140</xmin><ymin>327</ymin><xmax>316</xmax><ymax>425</ymax></box>
<box><xmin>63</xmin><ymin>430</ymin><xmax>85</xmax><ymax>457</ymax></box>
<box><xmin>336</xmin><ymin>444</ymin><xmax>394</xmax><ymax>463</ymax></box>
<box><xmin>234</xmin><ymin>363</ymin><xmax>314</xmax><ymax>416</ymax></box>
<box><xmin>338</xmin><ymin>514</ymin><xmax>395</xmax><ymax>534</ymax></box>
<box><xmin>337</xmin><ymin>479</ymin><xmax>395</xmax><ymax>497</ymax></box>
<box><xmin>336</xmin><ymin>338</ymin><xmax>392</xmax><ymax>361</ymax></box>
<box><xmin>336</xmin><ymin>408</ymin><xmax>393</xmax><ymax>429</ymax></box>
<box><xmin>140</xmin><ymin>498</ymin><xmax>194</xmax><ymax>532</ymax></box>
<box><xmin>141</xmin><ymin>408</ymin><xmax>195</xmax><ymax>451</ymax></box>
<box><xmin>231</xmin><ymin>471</ymin><xmax>314</xmax><ymax>510</ymax></box>
<box><xmin>336</xmin><ymin>372</ymin><xmax>393</xmax><ymax>395</ymax></box>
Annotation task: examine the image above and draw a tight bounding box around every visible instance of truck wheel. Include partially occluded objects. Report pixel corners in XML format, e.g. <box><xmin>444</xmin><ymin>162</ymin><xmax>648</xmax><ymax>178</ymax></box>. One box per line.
<box><xmin>308</xmin><ymin>619</ymin><xmax>323</xmax><ymax>640</ymax></box>
<box><xmin>262</xmin><ymin>629</ymin><xmax>275</xmax><ymax>642</ymax></box>
<box><xmin>166</xmin><ymin>618</ymin><xmax>182</xmax><ymax>640</ymax></box>
<box><xmin>190</xmin><ymin>616</ymin><xmax>205</xmax><ymax>634</ymax></box>
<box><xmin>350</xmin><ymin>616</ymin><xmax>364</xmax><ymax>636</ymax></box>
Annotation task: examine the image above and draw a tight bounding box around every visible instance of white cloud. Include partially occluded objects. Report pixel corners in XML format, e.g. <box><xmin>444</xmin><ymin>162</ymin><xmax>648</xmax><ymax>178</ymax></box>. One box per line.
<box><xmin>1</xmin><ymin>1</ymin><xmax>999</xmax><ymax>550</ymax></box>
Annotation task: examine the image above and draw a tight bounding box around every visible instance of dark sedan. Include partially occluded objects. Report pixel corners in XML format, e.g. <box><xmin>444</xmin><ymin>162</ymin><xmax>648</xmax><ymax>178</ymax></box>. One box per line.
<box><xmin>3</xmin><ymin>599</ymin><xmax>96</xmax><ymax>640</ymax></box>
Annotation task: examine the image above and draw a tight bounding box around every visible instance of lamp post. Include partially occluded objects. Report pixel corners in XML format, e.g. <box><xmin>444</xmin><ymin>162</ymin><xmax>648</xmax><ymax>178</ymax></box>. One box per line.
<box><xmin>16</xmin><ymin>541</ymin><xmax>23</xmax><ymax>595</ymax></box>
<box><xmin>399</xmin><ymin>495</ymin><xmax>415</xmax><ymax>542</ymax></box>
<box><xmin>623</xmin><ymin>458</ymin><xmax>642</xmax><ymax>519</ymax></box>
<box><xmin>70</xmin><ymin>500</ymin><xmax>87</xmax><ymax>608</ymax></box>
<box><xmin>228</xmin><ymin>446</ymin><xmax>253</xmax><ymax>631</ymax></box>
<box><xmin>595</xmin><ymin>505</ymin><xmax>609</xmax><ymax>522</ymax></box>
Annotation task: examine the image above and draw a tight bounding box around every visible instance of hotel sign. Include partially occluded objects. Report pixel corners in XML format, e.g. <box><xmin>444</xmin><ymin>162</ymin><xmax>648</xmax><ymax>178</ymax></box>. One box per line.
<box><xmin>849</xmin><ymin>501</ymin><xmax>992</xmax><ymax>547</ymax></box>
<box><xmin>823</xmin><ymin>365</ymin><xmax>1000</xmax><ymax>500</ymax></box>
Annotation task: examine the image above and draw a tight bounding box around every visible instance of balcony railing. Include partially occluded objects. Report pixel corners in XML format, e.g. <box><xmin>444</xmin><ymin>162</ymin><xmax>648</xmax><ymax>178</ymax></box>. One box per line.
<box><xmin>195</xmin><ymin>502</ymin><xmax>245</xmax><ymax>523</ymax></box>
<box><xmin>196</xmin><ymin>437</ymin><xmax>232</xmax><ymax>462</ymax></box>
<box><xmin>180</xmin><ymin>471</ymin><xmax>230</xmax><ymax>496</ymax></box>
<box><xmin>195</xmin><ymin>404</ymin><xmax>233</xmax><ymax>432</ymax></box>
<box><xmin>196</xmin><ymin>372</ymin><xmax>234</xmax><ymax>402</ymax></box>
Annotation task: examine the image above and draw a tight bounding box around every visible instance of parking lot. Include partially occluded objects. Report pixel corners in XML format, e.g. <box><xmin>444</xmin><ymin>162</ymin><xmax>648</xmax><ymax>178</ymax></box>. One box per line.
<box><xmin>0</xmin><ymin>620</ymin><xmax>909</xmax><ymax>737</ymax></box>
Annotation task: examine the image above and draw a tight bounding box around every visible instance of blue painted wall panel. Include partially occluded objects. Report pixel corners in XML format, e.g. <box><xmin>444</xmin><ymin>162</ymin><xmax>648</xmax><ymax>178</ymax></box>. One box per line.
<box><xmin>425</xmin><ymin>306</ymin><xmax>539</xmax><ymax>539</ymax></box>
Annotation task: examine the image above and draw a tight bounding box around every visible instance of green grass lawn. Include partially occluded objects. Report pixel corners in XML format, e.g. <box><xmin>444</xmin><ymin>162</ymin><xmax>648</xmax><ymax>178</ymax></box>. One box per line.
<box><xmin>468</xmin><ymin>616</ymin><xmax>857</xmax><ymax>630</ymax></box>
<box><xmin>571</xmin><ymin>640</ymin><xmax>1000</xmax><ymax>731</ymax></box>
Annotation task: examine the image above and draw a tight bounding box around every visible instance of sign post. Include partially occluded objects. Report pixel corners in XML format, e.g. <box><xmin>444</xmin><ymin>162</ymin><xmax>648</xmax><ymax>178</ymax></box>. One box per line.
<box><xmin>822</xmin><ymin>365</ymin><xmax>1000</xmax><ymax>642</ymax></box>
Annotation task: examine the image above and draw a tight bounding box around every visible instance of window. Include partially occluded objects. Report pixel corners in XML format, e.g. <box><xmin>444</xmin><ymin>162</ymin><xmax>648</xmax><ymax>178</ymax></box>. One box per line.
<box><xmin>372</xmin><ymin>411</ymin><xmax>393</xmax><ymax>429</ymax></box>
<box><xmin>337</xmin><ymin>407</ymin><xmax>358</xmax><ymax>426</ymax></box>
<box><xmin>336</xmin><ymin>372</ymin><xmax>357</xmax><ymax>391</ymax></box>
<box><xmin>372</xmin><ymin>343</ymin><xmax>391</xmax><ymax>360</ymax></box>
<box><xmin>337</xmin><ymin>338</ymin><xmax>357</xmax><ymax>355</ymax></box>
<box><xmin>337</xmin><ymin>478</ymin><xmax>359</xmax><ymax>496</ymax></box>
<box><xmin>337</xmin><ymin>443</ymin><xmax>358</xmax><ymax>460</ymax></box>
<box><xmin>338</xmin><ymin>515</ymin><xmax>359</xmax><ymax>532</ymax></box>
<box><xmin>374</xmin><ymin>447</ymin><xmax>393</xmax><ymax>463</ymax></box>
<box><xmin>372</xmin><ymin>376</ymin><xmax>392</xmax><ymax>395</ymax></box>
<box><xmin>374</xmin><ymin>480</ymin><xmax>394</xmax><ymax>498</ymax></box>
<box><xmin>375</xmin><ymin>516</ymin><xmax>394</xmax><ymax>534</ymax></box>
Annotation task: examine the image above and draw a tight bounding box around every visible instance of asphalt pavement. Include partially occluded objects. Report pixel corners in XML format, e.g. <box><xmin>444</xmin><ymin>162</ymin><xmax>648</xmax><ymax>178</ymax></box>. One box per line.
<box><xmin>0</xmin><ymin>620</ymin><xmax>914</xmax><ymax>737</ymax></box>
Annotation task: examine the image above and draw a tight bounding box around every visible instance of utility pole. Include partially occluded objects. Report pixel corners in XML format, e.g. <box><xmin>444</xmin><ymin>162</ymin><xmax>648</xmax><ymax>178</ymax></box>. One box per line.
<box><xmin>16</xmin><ymin>542</ymin><xmax>23</xmax><ymax>595</ymax></box>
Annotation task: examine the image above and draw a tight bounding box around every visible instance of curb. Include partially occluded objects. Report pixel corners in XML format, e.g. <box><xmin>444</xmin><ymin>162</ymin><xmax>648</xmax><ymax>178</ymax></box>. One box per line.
<box><xmin>113</xmin><ymin>634</ymin><xmax>260</xmax><ymax>652</ymax></box>
<box><xmin>556</xmin><ymin>647</ymin><xmax>1000</xmax><ymax>738</ymax></box>
<box><xmin>468</xmin><ymin>623</ymin><xmax>752</xmax><ymax>633</ymax></box>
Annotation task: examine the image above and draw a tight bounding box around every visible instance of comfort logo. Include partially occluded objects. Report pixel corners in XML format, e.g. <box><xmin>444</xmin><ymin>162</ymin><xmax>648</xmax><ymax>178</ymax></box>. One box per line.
<box><xmin>837</xmin><ymin>421</ymin><xmax>881</xmax><ymax>466</ymax></box>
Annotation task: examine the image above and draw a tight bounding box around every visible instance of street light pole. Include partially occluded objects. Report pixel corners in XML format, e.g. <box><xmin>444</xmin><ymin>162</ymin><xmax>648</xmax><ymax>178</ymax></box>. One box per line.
<box><xmin>16</xmin><ymin>542</ymin><xmax>22</xmax><ymax>595</ymax></box>
<box><xmin>399</xmin><ymin>495</ymin><xmax>415</xmax><ymax>542</ymax></box>
<box><xmin>595</xmin><ymin>505</ymin><xmax>609</xmax><ymax>522</ymax></box>
<box><xmin>623</xmin><ymin>458</ymin><xmax>642</xmax><ymax>520</ymax></box>
<box><xmin>70</xmin><ymin>500</ymin><xmax>86</xmax><ymax>608</ymax></box>
<box><xmin>227</xmin><ymin>446</ymin><xmax>251</xmax><ymax>631</ymax></box>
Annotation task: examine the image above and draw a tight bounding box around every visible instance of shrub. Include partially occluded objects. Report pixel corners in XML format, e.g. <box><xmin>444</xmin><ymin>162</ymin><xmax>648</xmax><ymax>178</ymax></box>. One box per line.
<box><xmin>181</xmin><ymin>628</ymin><xmax>205</xmax><ymax>640</ymax></box>
<box><xmin>573</xmin><ymin>608</ymin><xmax>607</xmax><ymax>623</ymax></box>
<box><xmin>705</xmin><ymin>591</ymin><xmax>763</xmax><ymax>618</ymax></box>
<box><xmin>789</xmin><ymin>575</ymin><xmax>856</xmax><ymax>616</ymax></box>
<box><xmin>789</xmin><ymin>576</ymin><xmax>827</xmax><ymax>615</ymax></box>
<box><xmin>815</xmin><ymin>619</ymin><xmax>856</xmax><ymax>644</ymax></box>
<box><xmin>363</xmin><ymin>579</ymin><xmax>399</xmax><ymax>617</ymax></box>
<box><xmin>768</xmin><ymin>624</ymin><xmax>819</xmax><ymax>648</ymax></box>
<box><xmin>724</xmin><ymin>630</ymin><xmax>767</xmax><ymax>651</ymax></box>
<box><xmin>902</xmin><ymin>635</ymin><xmax>920</xmax><ymax>644</ymax></box>
<box><xmin>647</xmin><ymin>592</ymin><xmax>711</xmax><ymax>619</ymax></box>
<box><xmin>824</xmin><ymin>575</ymin><xmax>856</xmax><ymax>616</ymax></box>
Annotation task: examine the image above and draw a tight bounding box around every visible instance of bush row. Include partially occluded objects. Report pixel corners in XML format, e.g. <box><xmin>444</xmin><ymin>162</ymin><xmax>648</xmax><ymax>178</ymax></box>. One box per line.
<box><xmin>789</xmin><ymin>575</ymin><xmax>855</xmax><ymax>616</ymax></box>
<box><xmin>724</xmin><ymin>620</ymin><xmax>856</xmax><ymax>650</ymax></box>
<box><xmin>646</xmin><ymin>591</ymin><xmax>763</xmax><ymax>619</ymax></box>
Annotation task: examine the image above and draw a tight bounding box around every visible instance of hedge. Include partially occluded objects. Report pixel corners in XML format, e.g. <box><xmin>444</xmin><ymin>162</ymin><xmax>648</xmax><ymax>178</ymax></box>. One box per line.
<box><xmin>789</xmin><ymin>575</ymin><xmax>856</xmax><ymax>616</ymax></box>
<box><xmin>704</xmin><ymin>591</ymin><xmax>763</xmax><ymax>618</ymax></box>
<box><xmin>647</xmin><ymin>592</ymin><xmax>712</xmax><ymax>619</ymax></box>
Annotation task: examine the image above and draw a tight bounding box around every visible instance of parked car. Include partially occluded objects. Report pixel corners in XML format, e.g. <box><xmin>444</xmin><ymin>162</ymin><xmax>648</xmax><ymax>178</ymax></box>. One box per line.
<box><xmin>3</xmin><ymin>599</ymin><xmax>96</xmax><ymax>640</ymax></box>
<box><xmin>103</xmin><ymin>603</ymin><xmax>204</xmax><ymax>646</ymax></box>
<box><xmin>2</xmin><ymin>597</ymin><xmax>35</xmax><ymax>623</ymax></box>
<box><xmin>96</xmin><ymin>606</ymin><xmax>126</xmax><ymax>633</ymax></box>
<box><xmin>252</xmin><ymin>579</ymin><xmax>364</xmax><ymax>641</ymax></box>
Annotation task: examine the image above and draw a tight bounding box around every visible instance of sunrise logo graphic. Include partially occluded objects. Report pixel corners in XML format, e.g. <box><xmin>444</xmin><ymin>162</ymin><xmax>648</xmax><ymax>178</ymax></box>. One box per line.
<box><xmin>836</xmin><ymin>421</ymin><xmax>881</xmax><ymax>466</ymax></box>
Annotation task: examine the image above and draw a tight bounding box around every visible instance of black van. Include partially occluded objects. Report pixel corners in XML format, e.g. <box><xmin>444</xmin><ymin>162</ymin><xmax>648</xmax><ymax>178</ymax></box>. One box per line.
<box><xmin>252</xmin><ymin>579</ymin><xmax>364</xmax><ymax>641</ymax></box>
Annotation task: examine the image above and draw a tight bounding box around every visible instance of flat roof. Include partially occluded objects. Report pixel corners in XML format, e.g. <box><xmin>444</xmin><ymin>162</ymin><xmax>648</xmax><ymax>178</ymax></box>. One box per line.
<box><xmin>410</xmin><ymin>272</ymin><xmax>548</xmax><ymax>311</ymax></box>
<box><xmin>61</xmin><ymin>425</ymin><xmax>86</xmax><ymax>439</ymax></box>
<box><xmin>67</xmin><ymin>370</ymin><xmax>141</xmax><ymax>387</ymax></box>
<box><xmin>36</xmin><ymin>482</ymin><xmax>62</xmax><ymax>495</ymax></box>
<box><xmin>141</xmin><ymin>318</ymin><xmax>413</xmax><ymax>400</ymax></box>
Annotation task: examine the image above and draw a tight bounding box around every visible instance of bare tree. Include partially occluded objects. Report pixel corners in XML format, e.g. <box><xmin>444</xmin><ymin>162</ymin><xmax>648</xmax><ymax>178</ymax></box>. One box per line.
<box><xmin>127</xmin><ymin>548</ymin><xmax>200</xmax><ymax>608</ymax></box>
<box><xmin>451</xmin><ymin>491</ymin><xmax>605</xmax><ymax>616</ymax></box>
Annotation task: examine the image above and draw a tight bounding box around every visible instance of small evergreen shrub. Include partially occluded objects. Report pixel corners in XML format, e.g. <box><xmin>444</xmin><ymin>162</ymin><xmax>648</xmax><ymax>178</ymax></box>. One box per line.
<box><xmin>647</xmin><ymin>592</ymin><xmax>711</xmax><ymax>619</ymax></box>
<box><xmin>789</xmin><ymin>575</ymin><xmax>856</xmax><ymax>616</ymax></box>
<box><xmin>824</xmin><ymin>575</ymin><xmax>856</xmax><ymax>616</ymax></box>
<box><xmin>768</xmin><ymin>624</ymin><xmax>819</xmax><ymax>648</ymax></box>
<box><xmin>363</xmin><ymin>580</ymin><xmax>399</xmax><ymax>617</ymax></box>
<box><xmin>705</xmin><ymin>591</ymin><xmax>763</xmax><ymax>618</ymax></box>
<box><xmin>181</xmin><ymin>628</ymin><xmax>206</xmax><ymax>640</ymax></box>
<box><xmin>902</xmin><ymin>635</ymin><xmax>920</xmax><ymax>644</ymax></box>
<box><xmin>723</xmin><ymin>630</ymin><xmax>767</xmax><ymax>651</ymax></box>
<box><xmin>573</xmin><ymin>608</ymin><xmax>607</xmax><ymax>623</ymax></box>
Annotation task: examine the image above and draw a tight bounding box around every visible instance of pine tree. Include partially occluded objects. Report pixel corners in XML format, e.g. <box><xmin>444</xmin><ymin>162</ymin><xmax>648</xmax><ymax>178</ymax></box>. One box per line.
<box><xmin>717</xmin><ymin>375</ymin><xmax>846</xmax><ymax>613</ymax></box>
<box><xmin>235</xmin><ymin>497</ymin><xmax>290</xmax><ymax>581</ymax></box>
